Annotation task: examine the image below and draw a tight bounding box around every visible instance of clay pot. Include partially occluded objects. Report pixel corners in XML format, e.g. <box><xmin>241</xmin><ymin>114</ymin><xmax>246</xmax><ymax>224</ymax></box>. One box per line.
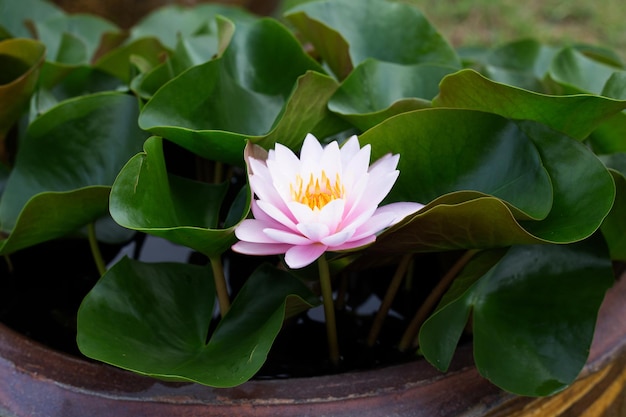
<box><xmin>1</xmin><ymin>275</ymin><xmax>625</xmax><ymax>417</ymax></box>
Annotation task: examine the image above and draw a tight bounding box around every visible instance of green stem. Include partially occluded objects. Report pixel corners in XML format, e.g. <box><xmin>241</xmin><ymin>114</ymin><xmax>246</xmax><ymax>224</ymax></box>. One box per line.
<box><xmin>318</xmin><ymin>254</ymin><xmax>340</xmax><ymax>366</ymax></box>
<box><xmin>209</xmin><ymin>255</ymin><xmax>230</xmax><ymax>318</ymax></box>
<box><xmin>88</xmin><ymin>222</ymin><xmax>106</xmax><ymax>276</ymax></box>
<box><xmin>367</xmin><ymin>254</ymin><xmax>412</xmax><ymax>347</ymax></box>
<box><xmin>398</xmin><ymin>250</ymin><xmax>477</xmax><ymax>352</ymax></box>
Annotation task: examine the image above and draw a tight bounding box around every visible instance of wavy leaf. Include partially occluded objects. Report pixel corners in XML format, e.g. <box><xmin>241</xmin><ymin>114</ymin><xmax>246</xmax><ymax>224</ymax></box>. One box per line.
<box><xmin>77</xmin><ymin>259</ymin><xmax>319</xmax><ymax>387</ymax></box>
<box><xmin>419</xmin><ymin>239</ymin><xmax>613</xmax><ymax>396</ymax></box>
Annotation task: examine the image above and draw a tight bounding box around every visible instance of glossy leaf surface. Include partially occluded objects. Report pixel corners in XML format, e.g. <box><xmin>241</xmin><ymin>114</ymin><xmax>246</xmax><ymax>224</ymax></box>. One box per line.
<box><xmin>361</xmin><ymin>109</ymin><xmax>614</xmax><ymax>252</ymax></box>
<box><xmin>419</xmin><ymin>239</ymin><xmax>614</xmax><ymax>396</ymax></box>
<box><xmin>77</xmin><ymin>259</ymin><xmax>318</xmax><ymax>387</ymax></box>
<box><xmin>285</xmin><ymin>0</ymin><xmax>460</xmax><ymax>79</ymax></box>
<box><xmin>434</xmin><ymin>69</ymin><xmax>626</xmax><ymax>141</ymax></box>
<box><xmin>138</xmin><ymin>18</ymin><xmax>337</xmax><ymax>164</ymax></box>
<box><xmin>0</xmin><ymin>93</ymin><xmax>146</xmax><ymax>250</ymax></box>
<box><xmin>110</xmin><ymin>136</ymin><xmax>249</xmax><ymax>257</ymax></box>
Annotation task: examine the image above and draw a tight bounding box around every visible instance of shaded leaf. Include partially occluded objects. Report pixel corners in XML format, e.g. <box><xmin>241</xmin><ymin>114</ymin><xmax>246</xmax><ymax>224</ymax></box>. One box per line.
<box><xmin>420</xmin><ymin>239</ymin><xmax>613</xmax><ymax>396</ymax></box>
<box><xmin>433</xmin><ymin>69</ymin><xmax>626</xmax><ymax>141</ymax></box>
<box><xmin>109</xmin><ymin>136</ymin><xmax>249</xmax><ymax>257</ymax></box>
<box><xmin>285</xmin><ymin>0</ymin><xmax>460</xmax><ymax>79</ymax></box>
<box><xmin>77</xmin><ymin>259</ymin><xmax>318</xmax><ymax>387</ymax></box>
<box><xmin>0</xmin><ymin>92</ymin><xmax>146</xmax><ymax>249</ymax></box>
<box><xmin>0</xmin><ymin>38</ymin><xmax>46</xmax><ymax>149</ymax></box>
<box><xmin>328</xmin><ymin>60</ymin><xmax>457</xmax><ymax>130</ymax></box>
<box><xmin>549</xmin><ymin>47</ymin><xmax>623</xmax><ymax>95</ymax></box>
<box><xmin>361</xmin><ymin>110</ymin><xmax>614</xmax><ymax>252</ymax></box>
<box><xmin>139</xmin><ymin>18</ymin><xmax>336</xmax><ymax>164</ymax></box>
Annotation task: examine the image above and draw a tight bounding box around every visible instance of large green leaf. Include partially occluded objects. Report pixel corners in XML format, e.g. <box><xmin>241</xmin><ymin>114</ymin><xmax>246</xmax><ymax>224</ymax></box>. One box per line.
<box><xmin>328</xmin><ymin>60</ymin><xmax>457</xmax><ymax>130</ymax></box>
<box><xmin>549</xmin><ymin>47</ymin><xmax>624</xmax><ymax>95</ymax></box>
<box><xmin>0</xmin><ymin>38</ymin><xmax>45</xmax><ymax>151</ymax></box>
<box><xmin>478</xmin><ymin>39</ymin><xmax>559</xmax><ymax>91</ymax></box>
<box><xmin>77</xmin><ymin>258</ymin><xmax>319</xmax><ymax>387</ymax></box>
<box><xmin>0</xmin><ymin>0</ymin><xmax>63</xmax><ymax>39</ymax></box>
<box><xmin>419</xmin><ymin>239</ymin><xmax>614</xmax><ymax>396</ymax></box>
<box><xmin>0</xmin><ymin>92</ymin><xmax>147</xmax><ymax>250</ymax></box>
<box><xmin>34</xmin><ymin>13</ymin><xmax>119</xmax><ymax>65</ymax></box>
<box><xmin>599</xmin><ymin>153</ymin><xmax>626</xmax><ymax>260</ymax></box>
<box><xmin>139</xmin><ymin>18</ymin><xmax>339</xmax><ymax>164</ymax></box>
<box><xmin>360</xmin><ymin>109</ymin><xmax>614</xmax><ymax>252</ymax></box>
<box><xmin>285</xmin><ymin>0</ymin><xmax>460</xmax><ymax>79</ymax></box>
<box><xmin>589</xmin><ymin>72</ymin><xmax>626</xmax><ymax>154</ymax></box>
<box><xmin>433</xmin><ymin>69</ymin><xmax>626</xmax><ymax>141</ymax></box>
<box><xmin>110</xmin><ymin>136</ymin><xmax>249</xmax><ymax>257</ymax></box>
<box><xmin>129</xmin><ymin>3</ymin><xmax>256</xmax><ymax>49</ymax></box>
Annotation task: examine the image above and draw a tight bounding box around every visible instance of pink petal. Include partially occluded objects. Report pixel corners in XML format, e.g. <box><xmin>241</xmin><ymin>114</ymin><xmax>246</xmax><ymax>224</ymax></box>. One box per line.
<box><xmin>321</xmin><ymin>229</ymin><xmax>355</xmax><ymax>246</ymax></box>
<box><xmin>284</xmin><ymin>243</ymin><xmax>328</xmax><ymax>269</ymax></box>
<box><xmin>340</xmin><ymin>135</ymin><xmax>361</xmax><ymax>164</ymax></box>
<box><xmin>287</xmin><ymin>201</ymin><xmax>317</xmax><ymax>225</ymax></box>
<box><xmin>369</xmin><ymin>153</ymin><xmax>399</xmax><ymax>175</ymax></box>
<box><xmin>234</xmin><ymin>219</ymin><xmax>277</xmax><ymax>243</ymax></box>
<box><xmin>301</xmin><ymin>134</ymin><xmax>323</xmax><ymax>161</ymax></box>
<box><xmin>329</xmin><ymin>235</ymin><xmax>376</xmax><ymax>251</ymax></box>
<box><xmin>263</xmin><ymin>228</ymin><xmax>311</xmax><ymax>245</ymax></box>
<box><xmin>350</xmin><ymin>211</ymin><xmax>397</xmax><ymax>241</ymax></box>
<box><xmin>232</xmin><ymin>241</ymin><xmax>292</xmax><ymax>256</ymax></box>
<box><xmin>256</xmin><ymin>200</ymin><xmax>298</xmax><ymax>231</ymax></box>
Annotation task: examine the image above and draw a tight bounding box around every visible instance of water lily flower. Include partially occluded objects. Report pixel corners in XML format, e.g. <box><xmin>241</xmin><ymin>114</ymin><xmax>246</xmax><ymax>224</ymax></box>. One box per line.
<box><xmin>232</xmin><ymin>134</ymin><xmax>423</xmax><ymax>269</ymax></box>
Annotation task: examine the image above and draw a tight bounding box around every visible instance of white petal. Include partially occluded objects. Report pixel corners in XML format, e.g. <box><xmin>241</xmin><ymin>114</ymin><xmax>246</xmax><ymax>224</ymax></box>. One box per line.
<box><xmin>340</xmin><ymin>135</ymin><xmax>361</xmax><ymax>164</ymax></box>
<box><xmin>296</xmin><ymin>222</ymin><xmax>330</xmax><ymax>241</ymax></box>
<box><xmin>287</xmin><ymin>201</ymin><xmax>317</xmax><ymax>225</ymax></box>
<box><xmin>232</xmin><ymin>241</ymin><xmax>292</xmax><ymax>256</ymax></box>
<box><xmin>300</xmin><ymin>134</ymin><xmax>323</xmax><ymax>161</ymax></box>
<box><xmin>377</xmin><ymin>202</ymin><xmax>425</xmax><ymax>225</ymax></box>
<box><xmin>318</xmin><ymin>199</ymin><xmax>345</xmax><ymax>234</ymax></box>
<box><xmin>263</xmin><ymin>228</ymin><xmax>311</xmax><ymax>245</ymax></box>
<box><xmin>350</xmin><ymin>211</ymin><xmax>397</xmax><ymax>241</ymax></box>
<box><xmin>284</xmin><ymin>244</ymin><xmax>327</xmax><ymax>269</ymax></box>
<box><xmin>369</xmin><ymin>153</ymin><xmax>399</xmax><ymax>175</ymax></box>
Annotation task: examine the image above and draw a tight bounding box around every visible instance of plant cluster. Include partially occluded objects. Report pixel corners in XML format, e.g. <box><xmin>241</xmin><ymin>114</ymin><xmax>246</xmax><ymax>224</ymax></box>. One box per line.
<box><xmin>2</xmin><ymin>0</ymin><xmax>626</xmax><ymax>397</ymax></box>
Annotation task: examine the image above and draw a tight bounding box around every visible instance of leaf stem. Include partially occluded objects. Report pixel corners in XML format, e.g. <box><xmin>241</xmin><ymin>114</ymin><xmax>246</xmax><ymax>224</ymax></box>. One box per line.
<box><xmin>398</xmin><ymin>250</ymin><xmax>477</xmax><ymax>352</ymax></box>
<box><xmin>367</xmin><ymin>254</ymin><xmax>413</xmax><ymax>346</ymax></box>
<box><xmin>318</xmin><ymin>254</ymin><xmax>340</xmax><ymax>366</ymax></box>
<box><xmin>88</xmin><ymin>222</ymin><xmax>106</xmax><ymax>276</ymax></box>
<box><xmin>209</xmin><ymin>255</ymin><xmax>231</xmax><ymax>318</ymax></box>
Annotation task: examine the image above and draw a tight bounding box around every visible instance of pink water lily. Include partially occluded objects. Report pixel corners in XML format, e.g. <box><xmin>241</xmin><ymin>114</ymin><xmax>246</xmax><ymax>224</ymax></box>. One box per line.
<box><xmin>232</xmin><ymin>134</ymin><xmax>423</xmax><ymax>269</ymax></box>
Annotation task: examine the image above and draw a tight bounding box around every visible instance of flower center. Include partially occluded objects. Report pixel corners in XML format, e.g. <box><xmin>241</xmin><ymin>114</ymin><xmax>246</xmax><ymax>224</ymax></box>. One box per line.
<box><xmin>290</xmin><ymin>170</ymin><xmax>344</xmax><ymax>210</ymax></box>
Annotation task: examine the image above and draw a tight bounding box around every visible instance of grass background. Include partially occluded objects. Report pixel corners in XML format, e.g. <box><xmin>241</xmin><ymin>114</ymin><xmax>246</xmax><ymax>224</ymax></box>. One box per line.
<box><xmin>406</xmin><ymin>0</ymin><xmax>625</xmax><ymax>60</ymax></box>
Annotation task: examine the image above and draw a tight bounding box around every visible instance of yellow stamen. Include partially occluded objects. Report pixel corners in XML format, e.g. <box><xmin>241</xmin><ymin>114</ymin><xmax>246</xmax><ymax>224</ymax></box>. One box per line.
<box><xmin>290</xmin><ymin>170</ymin><xmax>344</xmax><ymax>210</ymax></box>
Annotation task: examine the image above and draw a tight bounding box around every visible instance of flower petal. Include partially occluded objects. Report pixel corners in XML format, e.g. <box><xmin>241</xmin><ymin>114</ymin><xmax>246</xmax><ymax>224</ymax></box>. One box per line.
<box><xmin>284</xmin><ymin>243</ymin><xmax>327</xmax><ymax>269</ymax></box>
<box><xmin>256</xmin><ymin>200</ymin><xmax>298</xmax><ymax>231</ymax></box>
<box><xmin>322</xmin><ymin>229</ymin><xmax>355</xmax><ymax>246</ymax></box>
<box><xmin>297</xmin><ymin>222</ymin><xmax>330</xmax><ymax>241</ymax></box>
<box><xmin>263</xmin><ymin>228</ymin><xmax>311</xmax><ymax>245</ymax></box>
<box><xmin>234</xmin><ymin>219</ymin><xmax>277</xmax><ymax>243</ymax></box>
<box><xmin>330</xmin><ymin>235</ymin><xmax>376</xmax><ymax>251</ymax></box>
<box><xmin>232</xmin><ymin>241</ymin><xmax>292</xmax><ymax>256</ymax></box>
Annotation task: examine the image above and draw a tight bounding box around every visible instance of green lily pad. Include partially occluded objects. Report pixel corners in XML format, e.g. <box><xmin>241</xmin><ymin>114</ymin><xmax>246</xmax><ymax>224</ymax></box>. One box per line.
<box><xmin>328</xmin><ymin>60</ymin><xmax>457</xmax><ymax>130</ymax></box>
<box><xmin>433</xmin><ymin>69</ymin><xmax>626</xmax><ymax>141</ymax></box>
<box><xmin>285</xmin><ymin>0</ymin><xmax>460</xmax><ymax>79</ymax></box>
<box><xmin>77</xmin><ymin>259</ymin><xmax>319</xmax><ymax>387</ymax></box>
<box><xmin>0</xmin><ymin>38</ymin><xmax>46</xmax><ymax>155</ymax></box>
<box><xmin>419</xmin><ymin>238</ymin><xmax>614</xmax><ymax>396</ymax></box>
<box><xmin>361</xmin><ymin>109</ymin><xmax>614</xmax><ymax>252</ymax></box>
<box><xmin>138</xmin><ymin>18</ymin><xmax>338</xmax><ymax>164</ymax></box>
<box><xmin>0</xmin><ymin>0</ymin><xmax>63</xmax><ymax>39</ymax></box>
<box><xmin>0</xmin><ymin>92</ymin><xmax>147</xmax><ymax>251</ymax></box>
<box><xmin>109</xmin><ymin>136</ymin><xmax>249</xmax><ymax>257</ymax></box>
